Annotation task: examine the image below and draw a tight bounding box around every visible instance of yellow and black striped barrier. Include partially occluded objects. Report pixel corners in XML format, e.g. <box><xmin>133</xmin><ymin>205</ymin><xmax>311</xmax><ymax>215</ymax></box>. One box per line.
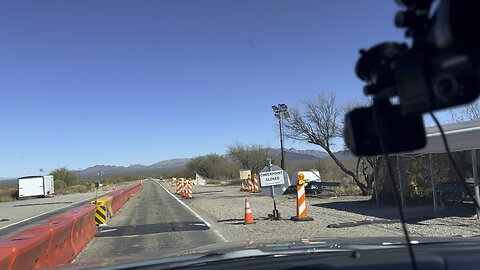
<box><xmin>95</xmin><ymin>205</ymin><xmax>108</xmax><ymax>225</ymax></box>
<box><xmin>91</xmin><ymin>196</ymin><xmax>113</xmax><ymax>226</ymax></box>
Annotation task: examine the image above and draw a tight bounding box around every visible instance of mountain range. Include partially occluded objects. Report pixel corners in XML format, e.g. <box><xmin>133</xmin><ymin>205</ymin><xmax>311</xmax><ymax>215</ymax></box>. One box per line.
<box><xmin>77</xmin><ymin>158</ymin><xmax>191</xmax><ymax>179</ymax></box>
<box><xmin>76</xmin><ymin>148</ymin><xmax>354</xmax><ymax>179</ymax></box>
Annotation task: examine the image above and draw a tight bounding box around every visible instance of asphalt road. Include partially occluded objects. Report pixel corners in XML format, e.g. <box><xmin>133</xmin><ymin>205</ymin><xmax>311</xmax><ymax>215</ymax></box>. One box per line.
<box><xmin>76</xmin><ymin>180</ymin><xmax>222</xmax><ymax>262</ymax></box>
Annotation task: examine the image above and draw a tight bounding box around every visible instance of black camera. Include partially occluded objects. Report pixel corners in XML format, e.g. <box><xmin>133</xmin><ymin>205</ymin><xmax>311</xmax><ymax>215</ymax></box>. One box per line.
<box><xmin>344</xmin><ymin>100</ymin><xmax>426</xmax><ymax>156</ymax></box>
<box><xmin>344</xmin><ymin>0</ymin><xmax>480</xmax><ymax>156</ymax></box>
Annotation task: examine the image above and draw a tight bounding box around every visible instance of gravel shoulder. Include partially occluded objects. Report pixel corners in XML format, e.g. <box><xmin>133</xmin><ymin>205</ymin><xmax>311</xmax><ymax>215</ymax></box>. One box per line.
<box><xmin>164</xmin><ymin>183</ymin><xmax>480</xmax><ymax>242</ymax></box>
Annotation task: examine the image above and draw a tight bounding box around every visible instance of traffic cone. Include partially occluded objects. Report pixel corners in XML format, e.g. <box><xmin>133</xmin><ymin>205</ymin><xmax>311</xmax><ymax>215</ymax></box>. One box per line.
<box><xmin>244</xmin><ymin>198</ymin><xmax>254</xmax><ymax>224</ymax></box>
<box><xmin>240</xmin><ymin>183</ymin><xmax>245</xmax><ymax>192</ymax></box>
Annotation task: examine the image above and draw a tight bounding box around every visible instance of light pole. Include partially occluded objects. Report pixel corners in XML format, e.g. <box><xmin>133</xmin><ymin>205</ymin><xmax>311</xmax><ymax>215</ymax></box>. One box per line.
<box><xmin>272</xmin><ymin>104</ymin><xmax>289</xmax><ymax>170</ymax></box>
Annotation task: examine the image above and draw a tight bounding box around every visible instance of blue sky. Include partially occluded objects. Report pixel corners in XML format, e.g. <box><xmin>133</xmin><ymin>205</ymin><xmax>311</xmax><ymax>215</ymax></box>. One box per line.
<box><xmin>0</xmin><ymin>0</ymin><xmax>411</xmax><ymax>176</ymax></box>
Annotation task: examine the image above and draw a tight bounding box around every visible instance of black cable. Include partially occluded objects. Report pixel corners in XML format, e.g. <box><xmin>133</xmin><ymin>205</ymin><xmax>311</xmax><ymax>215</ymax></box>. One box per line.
<box><xmin>372</xmin><ymin>104</ymin><xmax>418</xmax><ymax>270</ymax></box>
<box><xmin>429</xmin><ymin>112</ymin><xmax>480</xmax><ymax>212</ymax></box>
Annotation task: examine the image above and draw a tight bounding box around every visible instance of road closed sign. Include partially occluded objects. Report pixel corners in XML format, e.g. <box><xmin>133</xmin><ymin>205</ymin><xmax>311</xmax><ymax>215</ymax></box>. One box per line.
<box><xmin>259</xmin><ymin>170</ymin><xmax>285</xmax><ymax>187</ymax></box>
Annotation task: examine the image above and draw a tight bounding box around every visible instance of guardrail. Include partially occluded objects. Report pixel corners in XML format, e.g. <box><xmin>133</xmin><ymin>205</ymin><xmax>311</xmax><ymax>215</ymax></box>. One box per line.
<box><xmin>0</xmin><ymin>181</ymin><xmax>143</xmax><ymax>270</ymax></box>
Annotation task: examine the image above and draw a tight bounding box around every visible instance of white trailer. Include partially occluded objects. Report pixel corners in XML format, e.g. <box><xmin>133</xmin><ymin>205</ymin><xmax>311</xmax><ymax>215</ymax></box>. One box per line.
<box><xmin>43</xmin><ymin>175</ymin><xmax>54</xmax><ymax>195</ymax></box>
<box><xmin>18</xmin><ymin>175</ymin><xmax>55</xmax><ymax>198</ymax></box>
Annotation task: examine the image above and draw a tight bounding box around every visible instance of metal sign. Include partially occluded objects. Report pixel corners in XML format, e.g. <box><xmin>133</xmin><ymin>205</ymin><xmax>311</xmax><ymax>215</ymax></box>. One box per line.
<box><xmin>260</xmin><ymin>170</ymin><xmax>285</xmax><ymax>187</ymax></box>
<box><xmin>260</xmin><ymin>164</ymin><xmax>291</xmax><ymax>220</ymax></box>
<box><xmin>260</xmin><ymin>165</ymin><xmax>291</xmax><ymax>198</ymax></box>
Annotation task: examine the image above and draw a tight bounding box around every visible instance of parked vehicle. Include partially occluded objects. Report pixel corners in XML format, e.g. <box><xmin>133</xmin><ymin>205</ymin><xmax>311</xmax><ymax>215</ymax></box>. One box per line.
<box><xmin>291</xmin><ymin>170</ymin><xmax>321</xmax><ymax>185</ymax></box>
<box><xmin>17</xmin><ymin>175</ymin><xmax>54</xmax><ymax>198</ymax></box>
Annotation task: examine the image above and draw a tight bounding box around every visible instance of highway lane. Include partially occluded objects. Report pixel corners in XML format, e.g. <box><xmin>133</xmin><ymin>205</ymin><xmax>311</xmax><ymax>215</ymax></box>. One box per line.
<box><xmin>76</xmin><ymin>179</ymin><xmax>222</xmax><ymax>262</ymax></box>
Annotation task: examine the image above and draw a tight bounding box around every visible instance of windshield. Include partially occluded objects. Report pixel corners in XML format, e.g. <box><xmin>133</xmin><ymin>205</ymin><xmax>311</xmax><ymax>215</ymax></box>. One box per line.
<box><xmin>0</xmin><ymin>1</ymin><xmax>479</xmax><ymax>269</ymax></box>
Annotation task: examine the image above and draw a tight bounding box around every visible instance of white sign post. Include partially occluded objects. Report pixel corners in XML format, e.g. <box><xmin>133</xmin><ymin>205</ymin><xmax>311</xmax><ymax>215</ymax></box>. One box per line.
<box><xmin>259</xmin><ymin>161</ymin><xmax>287</xmax><ymax>220</ymax></box>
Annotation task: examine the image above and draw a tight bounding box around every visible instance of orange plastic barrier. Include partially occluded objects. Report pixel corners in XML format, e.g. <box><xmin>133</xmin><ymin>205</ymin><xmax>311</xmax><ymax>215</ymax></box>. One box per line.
<box><xmin>110</xmin><ymin>182</ymin><xmax>142</xmax><ymax>214</ymax></box>
<box><xmin>110</xmin><ymin>189</ymin><xmax>126</xmax><ymax>214</ymax></box>
<box><xmin>80</xmin><ymin>205</ymin><xmax>97</xmax><ymax>237</ymax></box>
<box><xmin>53</xmin><ymin>204</ymin><xmax>97</xmax><ymax>255</ymax></box>
<box><xmin>24</xmin><ymin>218</ymin><xmax>75</xmax><ymax>266</ymax></box>
<box><xmin>0</xmin><ymin>181</ymin><xmax>143</xmax><ymax>270</ymax></box>
<box><xmin>0</xmin><ymin>249</ymin><xmax>13</xmax><ymax>270</ymax></box>
<box><xmin>0</xmin><ymin>229</ymin><xmax>50</xmax><ymax>270</ymax></box>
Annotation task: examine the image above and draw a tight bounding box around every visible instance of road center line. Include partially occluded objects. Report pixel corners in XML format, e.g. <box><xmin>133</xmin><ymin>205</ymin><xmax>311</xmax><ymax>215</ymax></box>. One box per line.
<box><xmin>154</xmin><ymin>180</ymin><xmax>227</xmax><ymax>242</ymax></box>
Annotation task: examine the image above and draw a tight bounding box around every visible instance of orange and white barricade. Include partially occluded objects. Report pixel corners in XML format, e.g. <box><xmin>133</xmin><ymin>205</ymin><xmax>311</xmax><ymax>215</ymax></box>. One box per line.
<box><xmin>291</xmin><ymin>173</ymin><xmax>314</xmax><ymax>221</ymax></box>
<box><xmin>186</xmin><ymin>179</ymin><xmax>193</xmax><ymax>199</ymax></box>
<box><xmin>181</xmin><ymin>179</ymin><xmax>187</xmax><ymax>197</ymax></box>
<box><xmin>247</xmin><ymin>175</ymin><xmax>253</xmax><ymax>193</ymax></box>
<box><xmin>252</xmin><ymin>173</ymin><xmax>260</xmax><ymax>193</ymax></box>
<box><xmin>176</xmin><ymin>180</ymin><xmax>182</xmax><ymax>194</ymax></box>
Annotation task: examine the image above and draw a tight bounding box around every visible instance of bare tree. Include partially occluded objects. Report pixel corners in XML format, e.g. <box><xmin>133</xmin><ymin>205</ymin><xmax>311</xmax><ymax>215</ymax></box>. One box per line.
<box><xmin>227</xmin><ymin>144</ymin><xmax>274</xmax><ymax>175</ymax></box>
<box><xmin>284</xmin><ymin>93</ymin><xmax>370</xmax><ymax>195</ymax></box>
<box><xmin>184</xmin><ymin>154</ymin><xmax>237</xmax><ymax>179</ymax></box>
<box><xmin>450</xmin><ymin>102</ymin><xmax>480</xmax><ymax>122</ymax></box>
<box><xmin>342</xmin><ymin>101</ymin><xmax>376</xmax><ymax>194</ymax></box>
<box><xmin>356</xmin><ymin>157</ymin><xmax>376</xmax><ymax>192</ymax></box>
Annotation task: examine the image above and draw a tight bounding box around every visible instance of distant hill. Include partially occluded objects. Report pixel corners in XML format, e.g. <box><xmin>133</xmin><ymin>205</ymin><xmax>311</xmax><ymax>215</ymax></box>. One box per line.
<box><xmin>77</xmin><ymin>158</ymin><xmax>191</xmax><ymax>179</ymax></box>
<box><xmin>327</xmin><ymin>150</ymin><xmax>355</xmax><ymax>162</ymax></box>
<box><xmin>0</xmin><ymin>178</ymin><xmax>17</xmax><ymax>187</ymax></box>
<box><xmin>285</xmin><ymin>148</ymin><xmax>330</xmax><ymax>159</ymax></box>
<box><xmin>74</xmin><ymin>148</ymin><xmax>355</xmax><ymax>179</ymax></box>
<box><xmin>266</xmin><ymin>148</ymin><xmax>323</xmax><ymax>163</ymax></box>
<box><xmin>267</xmin><ymin>148</ymin><xmax>354</xmax><ymax>163</ymax></box>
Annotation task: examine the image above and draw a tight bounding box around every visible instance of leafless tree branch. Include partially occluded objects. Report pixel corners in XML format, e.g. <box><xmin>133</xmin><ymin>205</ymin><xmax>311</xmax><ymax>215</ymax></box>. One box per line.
<box><xmin>284</xmin><ymin>92</ymin><xmax>370</xmax><ymax>195</ymax></box>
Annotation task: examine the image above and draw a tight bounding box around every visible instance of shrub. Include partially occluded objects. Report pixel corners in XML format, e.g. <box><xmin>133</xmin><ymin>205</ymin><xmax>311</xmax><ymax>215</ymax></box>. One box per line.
<box><xmin>0</xmin><ymin>187</ymin><xmax>17</xmax><ymax>202</ymax></box>
<box><xmin>55</xmin><ymin>179</ymin><xmax>67</xmax><ymax>192</ymax></box>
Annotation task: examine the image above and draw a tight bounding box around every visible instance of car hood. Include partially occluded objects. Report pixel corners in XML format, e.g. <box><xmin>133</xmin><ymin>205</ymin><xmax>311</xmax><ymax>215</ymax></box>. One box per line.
<box><xmin>53</xmin><ymin>236</ymin><xmax>480</xmax><ymax>270</ymax></box>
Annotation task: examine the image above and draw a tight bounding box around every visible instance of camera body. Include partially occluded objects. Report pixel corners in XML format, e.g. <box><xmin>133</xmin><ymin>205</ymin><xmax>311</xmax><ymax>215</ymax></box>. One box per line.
<box><xmin>345</xmin><ymin>0</ymin><xmax>480</xmax><ymax>156</ymax></box>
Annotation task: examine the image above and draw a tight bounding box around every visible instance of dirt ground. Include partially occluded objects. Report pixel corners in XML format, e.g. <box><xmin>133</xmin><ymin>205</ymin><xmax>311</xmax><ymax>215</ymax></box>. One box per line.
<box><xmin>164</xmin><ymin>182</ymin><xmax>480</xmax><ymax>242</ymax></box>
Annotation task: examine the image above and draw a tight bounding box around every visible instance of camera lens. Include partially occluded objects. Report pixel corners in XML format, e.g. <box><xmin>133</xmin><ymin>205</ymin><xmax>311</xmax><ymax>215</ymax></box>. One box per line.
<box><xmin>434</xmin><ymin>75</ymin><xmax>458</xmax><ymax>100</ymax></box>
<box><xmin>395</xmin><ymin>11</ymin><xmax>416</xmax><ymax>28</ymax></box>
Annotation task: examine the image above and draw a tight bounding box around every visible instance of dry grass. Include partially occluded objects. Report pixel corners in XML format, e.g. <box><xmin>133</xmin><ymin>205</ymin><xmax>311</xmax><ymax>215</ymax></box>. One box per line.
<box><xmin>202</xmin><ymin>179</ymin><xmax>243</xmax><ymax>186</ymax></box>
<box><xmin>55</xmin><ymin>184</ymin><xmax>91</xmax><ymax>195</ymax></box>
<box><xmin>0</xmin><ymin>187</ymin><xmax>18</xmax><ymax>202</ymax></box>
<box><xmin>338</xmin><ymin>183</ymin><xmax>363</xmax><ymax>196</ymax></box>
<box><xmin>220</xmin><ymin>179</ymin><xmax>244</xmax><ymax>186</ymax></box>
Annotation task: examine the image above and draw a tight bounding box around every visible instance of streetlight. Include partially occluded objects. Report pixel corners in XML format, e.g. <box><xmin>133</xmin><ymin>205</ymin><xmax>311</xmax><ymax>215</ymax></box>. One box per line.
<box><xmin>272</xmin><ymin>103</ymin><xmax>289</xmax><ymax>170</ymax></box>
